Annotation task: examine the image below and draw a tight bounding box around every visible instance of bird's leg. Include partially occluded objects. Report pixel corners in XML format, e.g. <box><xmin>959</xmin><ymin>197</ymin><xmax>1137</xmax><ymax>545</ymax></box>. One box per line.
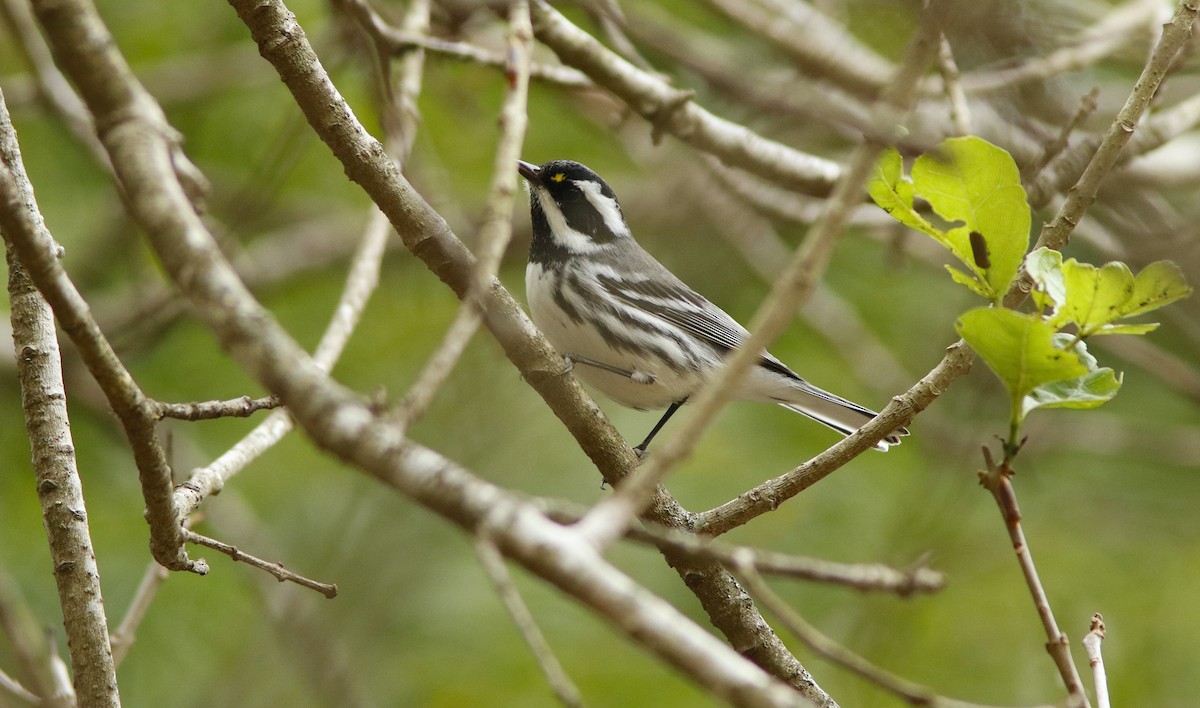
<box><xmin>564</xmin><ymin>354</ymin><xmax>656</xmax><ymax>385</ymax></box>
<box><xmin>633</xmin><ymin>399</ymin><xmax>686</xmax><ymax>457</ymax></box>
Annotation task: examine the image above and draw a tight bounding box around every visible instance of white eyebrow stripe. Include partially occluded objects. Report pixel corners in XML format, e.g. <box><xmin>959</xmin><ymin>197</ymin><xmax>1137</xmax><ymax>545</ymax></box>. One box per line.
<box><xmin>574</xmin><ymin>179</ymin><xmax>630</xmax><ymax>239</ymax></box>
<box><xmin>534</xmin><ymin>188</ymin><xmax>603</xmax><ymax>253</ymax></box>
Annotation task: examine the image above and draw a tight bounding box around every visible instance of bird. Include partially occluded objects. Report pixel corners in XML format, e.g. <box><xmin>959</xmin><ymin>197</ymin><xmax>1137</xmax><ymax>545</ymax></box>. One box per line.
<box><xmin>517</xmin><ymin>158</ymin><xmax>907</xmax><ymax>454</ymax></box>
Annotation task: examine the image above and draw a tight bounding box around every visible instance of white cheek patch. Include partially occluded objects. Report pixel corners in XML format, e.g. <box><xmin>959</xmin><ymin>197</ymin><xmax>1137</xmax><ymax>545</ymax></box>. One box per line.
<box><xmin>535</xmin><ymin>188</ymin><xmax>602</xmax><ymax>253</ymax></box>
<box><xmin>574</xmin><ymin>180</ymin><xmax>630</xmax><ymax>239</ymax></box>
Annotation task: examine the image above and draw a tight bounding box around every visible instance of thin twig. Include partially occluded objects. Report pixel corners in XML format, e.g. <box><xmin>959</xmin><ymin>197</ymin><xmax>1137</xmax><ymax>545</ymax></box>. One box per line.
<box><xmin>0</xmin><ymin>568</ymin><xmax>69</xmax><ymax>704</ymax></box>
<box><xmin>733</xmin><ymin>560</ymin><xmax>1003</xmax><ymax>708</ymax></box>
<box><xmin>1027</xmin><ymin>1</ymin><xmax>1198</xmax><ymax>218</ymax></box>
<box><xmin>936</xmin><ymin>34</ymin><xmax>971</xmax><ymax>136</ymax></box>
<box><xmin>533</xmin><ymin>496</ymin><xmax>944</xmax><ymax>594</ymax></box>
<box><xmin>173</xmin><ymin>208</ymin><xmax>390</xmax><ymax>518</ymax></box>
<box><xmin>1082</xmin><ymin>614</ymin><xmax>1109</xmax><ymax>708</ymax></box>
<box><xmin>395</xmin><ymin>0</ymin><xmax>533</xmax><ymax>425</ymax></box>
<box><xmin>0</xmin><ymin>0</ymin><xmax>108</xmax><ymax>167</ymax></box>
<box><xmin>957</xmin><ymin>0</ymin><xmax>1163</xmax><ymax>94</ymax></box>
<box><xmin>154</xmin><ymin>395</ymin><xmax>280</xmax><ymax>421</ymax></box>
<box><xmin>530</xmin><ymin>0</ymin><xmax>842</xmax><ymax>196</ymax></box>
<box><xmin>183</xmin><ymin>529</ymin><xmax>338</xmax><ymax>599</ymax></box>
<box><xmin>1021</xmin><ymin>87</ymin><xmax>1100</xmax><ymax>187</ymax></box>
<box><xmin>634</xmin><ymin>526</ymin><xmax>943</xmax><ymax>595</ymax></box>
<box><xmin>347</xmin><ymin>0</ymin><xmax>590</xmax><ymax>88</ymax></box>
<box><xmin>475</xmin><ymin>535</ymin><xmax>584</xmax><ymax>708</ymax></box>
<box><xmin>109</xmin><ymin>561</ymin><xmax>169</xmax><ymax>667</ymax></box>
<box><xmin>0</xmin><ymin>666</ymin><xmax>39</xmax><ymax>706</ymax></box>
<box><xmin>979</xmin><ymin>449</ymin><xmax>1088</xmax><ymax>707</ymax></box>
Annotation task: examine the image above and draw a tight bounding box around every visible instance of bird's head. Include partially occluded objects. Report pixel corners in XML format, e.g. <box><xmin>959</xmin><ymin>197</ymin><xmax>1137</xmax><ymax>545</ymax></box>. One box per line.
<box><xmin>518</xmin><ymin>160</ymin><xmax>630</xmax><ymax>261</ymax></box>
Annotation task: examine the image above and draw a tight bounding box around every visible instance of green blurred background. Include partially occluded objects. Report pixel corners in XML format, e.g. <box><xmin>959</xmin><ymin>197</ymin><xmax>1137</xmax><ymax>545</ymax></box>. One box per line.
<box><xmin>2</xmin><ymin>0</ymin><xmax>1199</xmax><ymax>705</ymax></box>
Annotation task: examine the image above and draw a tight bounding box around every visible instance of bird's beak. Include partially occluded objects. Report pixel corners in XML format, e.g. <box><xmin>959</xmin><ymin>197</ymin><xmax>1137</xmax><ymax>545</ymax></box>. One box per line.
<box><xmin>517</xmin><ymin>160</ymin><xmax>542</xmax><ymax>186</ymax></box>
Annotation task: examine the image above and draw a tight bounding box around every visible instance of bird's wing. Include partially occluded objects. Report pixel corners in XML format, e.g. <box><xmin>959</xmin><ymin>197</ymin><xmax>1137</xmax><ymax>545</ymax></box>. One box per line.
<box><xmin>594</xmin><ymin>271</ymin><xmax>806</xmax><ymax>376</ymax></box>
<box><xmin>596</xmin><ymin>273</ymin><xmax>744</xmax><ymax>347</ymax></box>
<box><xmin>596</xmin><ymin>264</ymin><xmax>909</xmax><ymax>446</ymax></box>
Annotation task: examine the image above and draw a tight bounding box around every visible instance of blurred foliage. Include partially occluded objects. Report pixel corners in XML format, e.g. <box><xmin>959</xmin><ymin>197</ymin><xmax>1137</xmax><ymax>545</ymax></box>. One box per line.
<box><xmin>3</xmin><ymin>0</ymin><xmax>1200</xmax><ymax>706</ymax></box>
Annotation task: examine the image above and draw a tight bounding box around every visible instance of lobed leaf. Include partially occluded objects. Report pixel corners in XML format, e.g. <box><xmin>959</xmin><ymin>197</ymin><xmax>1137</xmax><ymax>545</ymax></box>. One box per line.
<box><xmin>911</xmin><ymin>137</ymin><xmax>1030</xmax><ymax>299</ymax></box>
<box><xmin>1122</xmin><ymin>260</ymin><xmax>1193</xmax><ymax>319</ymax></box>
<box><xmin>1022</xmin><ymin>368</ymin><xmax>1122</xmax><ymax>416</ymax></box>
<box><xmin>866</xmin><ymin>148</ymin><xmax>942</xmax><ymax>239</ymax></box>
<box><xmin>870</xmin><ymin>137</ymin><xmax>1031</xmax><ymax>301</ymax></box>
<box><xmin>1061</xmin><ymin>260</ymin><xmax>1135</xmax><ymax>335</ymax></box>
<box><xmin>955</xmin><ymin>307</ymin><xmax>1087</xmax><ymax>402</ymax></box>
<box><xmin>1051</xmin><ymin>257</ymin><xmax>1192</xmax><ymax>336</ymax></box>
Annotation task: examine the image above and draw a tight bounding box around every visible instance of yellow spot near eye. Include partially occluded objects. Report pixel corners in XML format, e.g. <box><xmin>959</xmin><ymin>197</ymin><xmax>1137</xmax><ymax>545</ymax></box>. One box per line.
<box><xmin>551</xmin><ymin>173</ymin><xmax>566</xmax><ymax>183</ymax></box>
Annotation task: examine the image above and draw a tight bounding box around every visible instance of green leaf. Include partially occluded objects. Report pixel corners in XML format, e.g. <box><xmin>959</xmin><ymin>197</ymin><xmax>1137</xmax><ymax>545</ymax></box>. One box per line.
<box><xmin>911</xmin><ymin>137</ymin><xmax>1031</xmax><ymax>299</ymax></box>
<box><xmin>955</xmin><ymin>307</ymin><xmax>1088</xmax><ymax>402</ymax></box>
<box><xmin>1021</xmin><ymin>335</ymin><xmax>1121</xmax><ymax>415</ymax></box>
<box><xmin>1025</xmin><ymin>247</ymin><xmax>1067</xmax><ymax>315</ymax></box>
<box><xmin>1022</xmin><ymin>368</ymin><xmax>1123</xmax><ymax>416</ymax></box>
<box><xmin>870</xmin><ymin>137</ymin><xmax>1032</xmax><ymax>301</ymax></box>
<box><xmin>866</xmin><ymin>148</ymin><xmax>942</xmax><ymax>238</ymax></box>
<box><xmin>946</xmin><ymin>265</ymin><xmax>992</xmax><ymax>298</ymax></box>
<box><xmin>1091</xmin><ymin>322</ymin><xmax>1160</xmax><ymax>336</ymax></box>
<box><xmin>1122</xmin><ymin>260</ymin><xmax>1193</xmax><ymax>319</ymax></box>
<box><xmin>1056</xmin><ymin>258</ymin><xmax>1192</xmax><ymax>336</ymax></box>
<box><xmin>1062</xmin><ymin>260</ymin><xmax>1135</xmax><ymax>335</ymax></box>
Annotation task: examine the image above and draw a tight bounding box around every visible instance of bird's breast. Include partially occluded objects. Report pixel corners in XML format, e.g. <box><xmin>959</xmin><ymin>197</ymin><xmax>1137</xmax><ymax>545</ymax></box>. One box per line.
<box><xmin>525</xmin><ymin>262</ymin><xmax>705</xmax><ymax>409</ymax></box>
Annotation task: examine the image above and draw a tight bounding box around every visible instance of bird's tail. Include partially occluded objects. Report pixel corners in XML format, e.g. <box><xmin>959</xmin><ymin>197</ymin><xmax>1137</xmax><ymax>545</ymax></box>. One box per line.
<box><xmin>778</xmin><ymin>383</ymin><xmax>908</xmax><ymax>451</ymax></box>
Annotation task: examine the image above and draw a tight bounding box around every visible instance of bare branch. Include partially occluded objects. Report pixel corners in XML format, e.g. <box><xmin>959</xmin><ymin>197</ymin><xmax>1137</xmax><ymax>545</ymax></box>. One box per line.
<box><xmin>1027</xmin><ymin>2</ymin><xmax>1199</xmax><ymax>213</ymax></box>
<box><xmin>397</xmin><ymin>0</ymin><xmax>533</xmax><ymax>425</ymax></box>
<box><xmin>1082</xmin><ymin>614</ymin><xmax>1109</xmax><ymax>708</ymax></box>
<box><xmin>936</xmin><ymin>34</ymin><xmax>971</xmax><ymax>136</ymax></box>
<box><xmin>0</xmin><ymin>568</ymin><xmax>72</xmax><ymax>705</ymax></box>
<box><xmin>154</xmin><ymin>395</ymin><xmax>280</xmax><ymax>421</ymax></box>
<box><xmin>734</xmin><ymin>561</ymin><xmax>1012</xmax><ymax>708</ymax></box>
<box><xmin>2</xmin><ymin>96</ymin><xmax>120</xmax><ymax>706</ymax></box>
<box><xmin>0</xmin><ymin>40</ymin><xmax>194</xmax><ymax>572</ymax></box>
<box><xmin>183</xmin><ymin>529</ymin><xmax>338</xmax><ymax>598</ymax></box>
<box><xmin>978</xmin><ymin>449</ymin><xmax>1087</xmax><ymax>707</ymax></box>
<box><xmin>109</xmin><ymin>562</ymin><xmax>168</xmax><ymax>667</ymax></box>
<box><xmin>0</xmin><ymin>666</ymin><xmax>39</xmax><ymax>706</ymax></box>
<box><xmin>530</xmin><ymin>0</ymin><xmax>842</xmax><ymax>196</ymax></box>
<box><xmin>346</xmin><ymin>0</ymin><xmax>590</xmax><ymax>88</ymax></box>
<box><xmin>475</xmin><ymin>536</ymin><xmax>583</xmax><ymax>708</ymax></box>
<box><xmin>695</xmin><ymin>343</ymin><xmax>970</xmax><ymax>536</ymax></box>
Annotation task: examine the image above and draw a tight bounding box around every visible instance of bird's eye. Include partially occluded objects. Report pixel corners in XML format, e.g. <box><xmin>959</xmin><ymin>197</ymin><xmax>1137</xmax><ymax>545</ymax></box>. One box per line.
<box><xmin>551</xmin><ymin>173</ymin><xmax>566</xmax><ymax>183</ymax></box>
